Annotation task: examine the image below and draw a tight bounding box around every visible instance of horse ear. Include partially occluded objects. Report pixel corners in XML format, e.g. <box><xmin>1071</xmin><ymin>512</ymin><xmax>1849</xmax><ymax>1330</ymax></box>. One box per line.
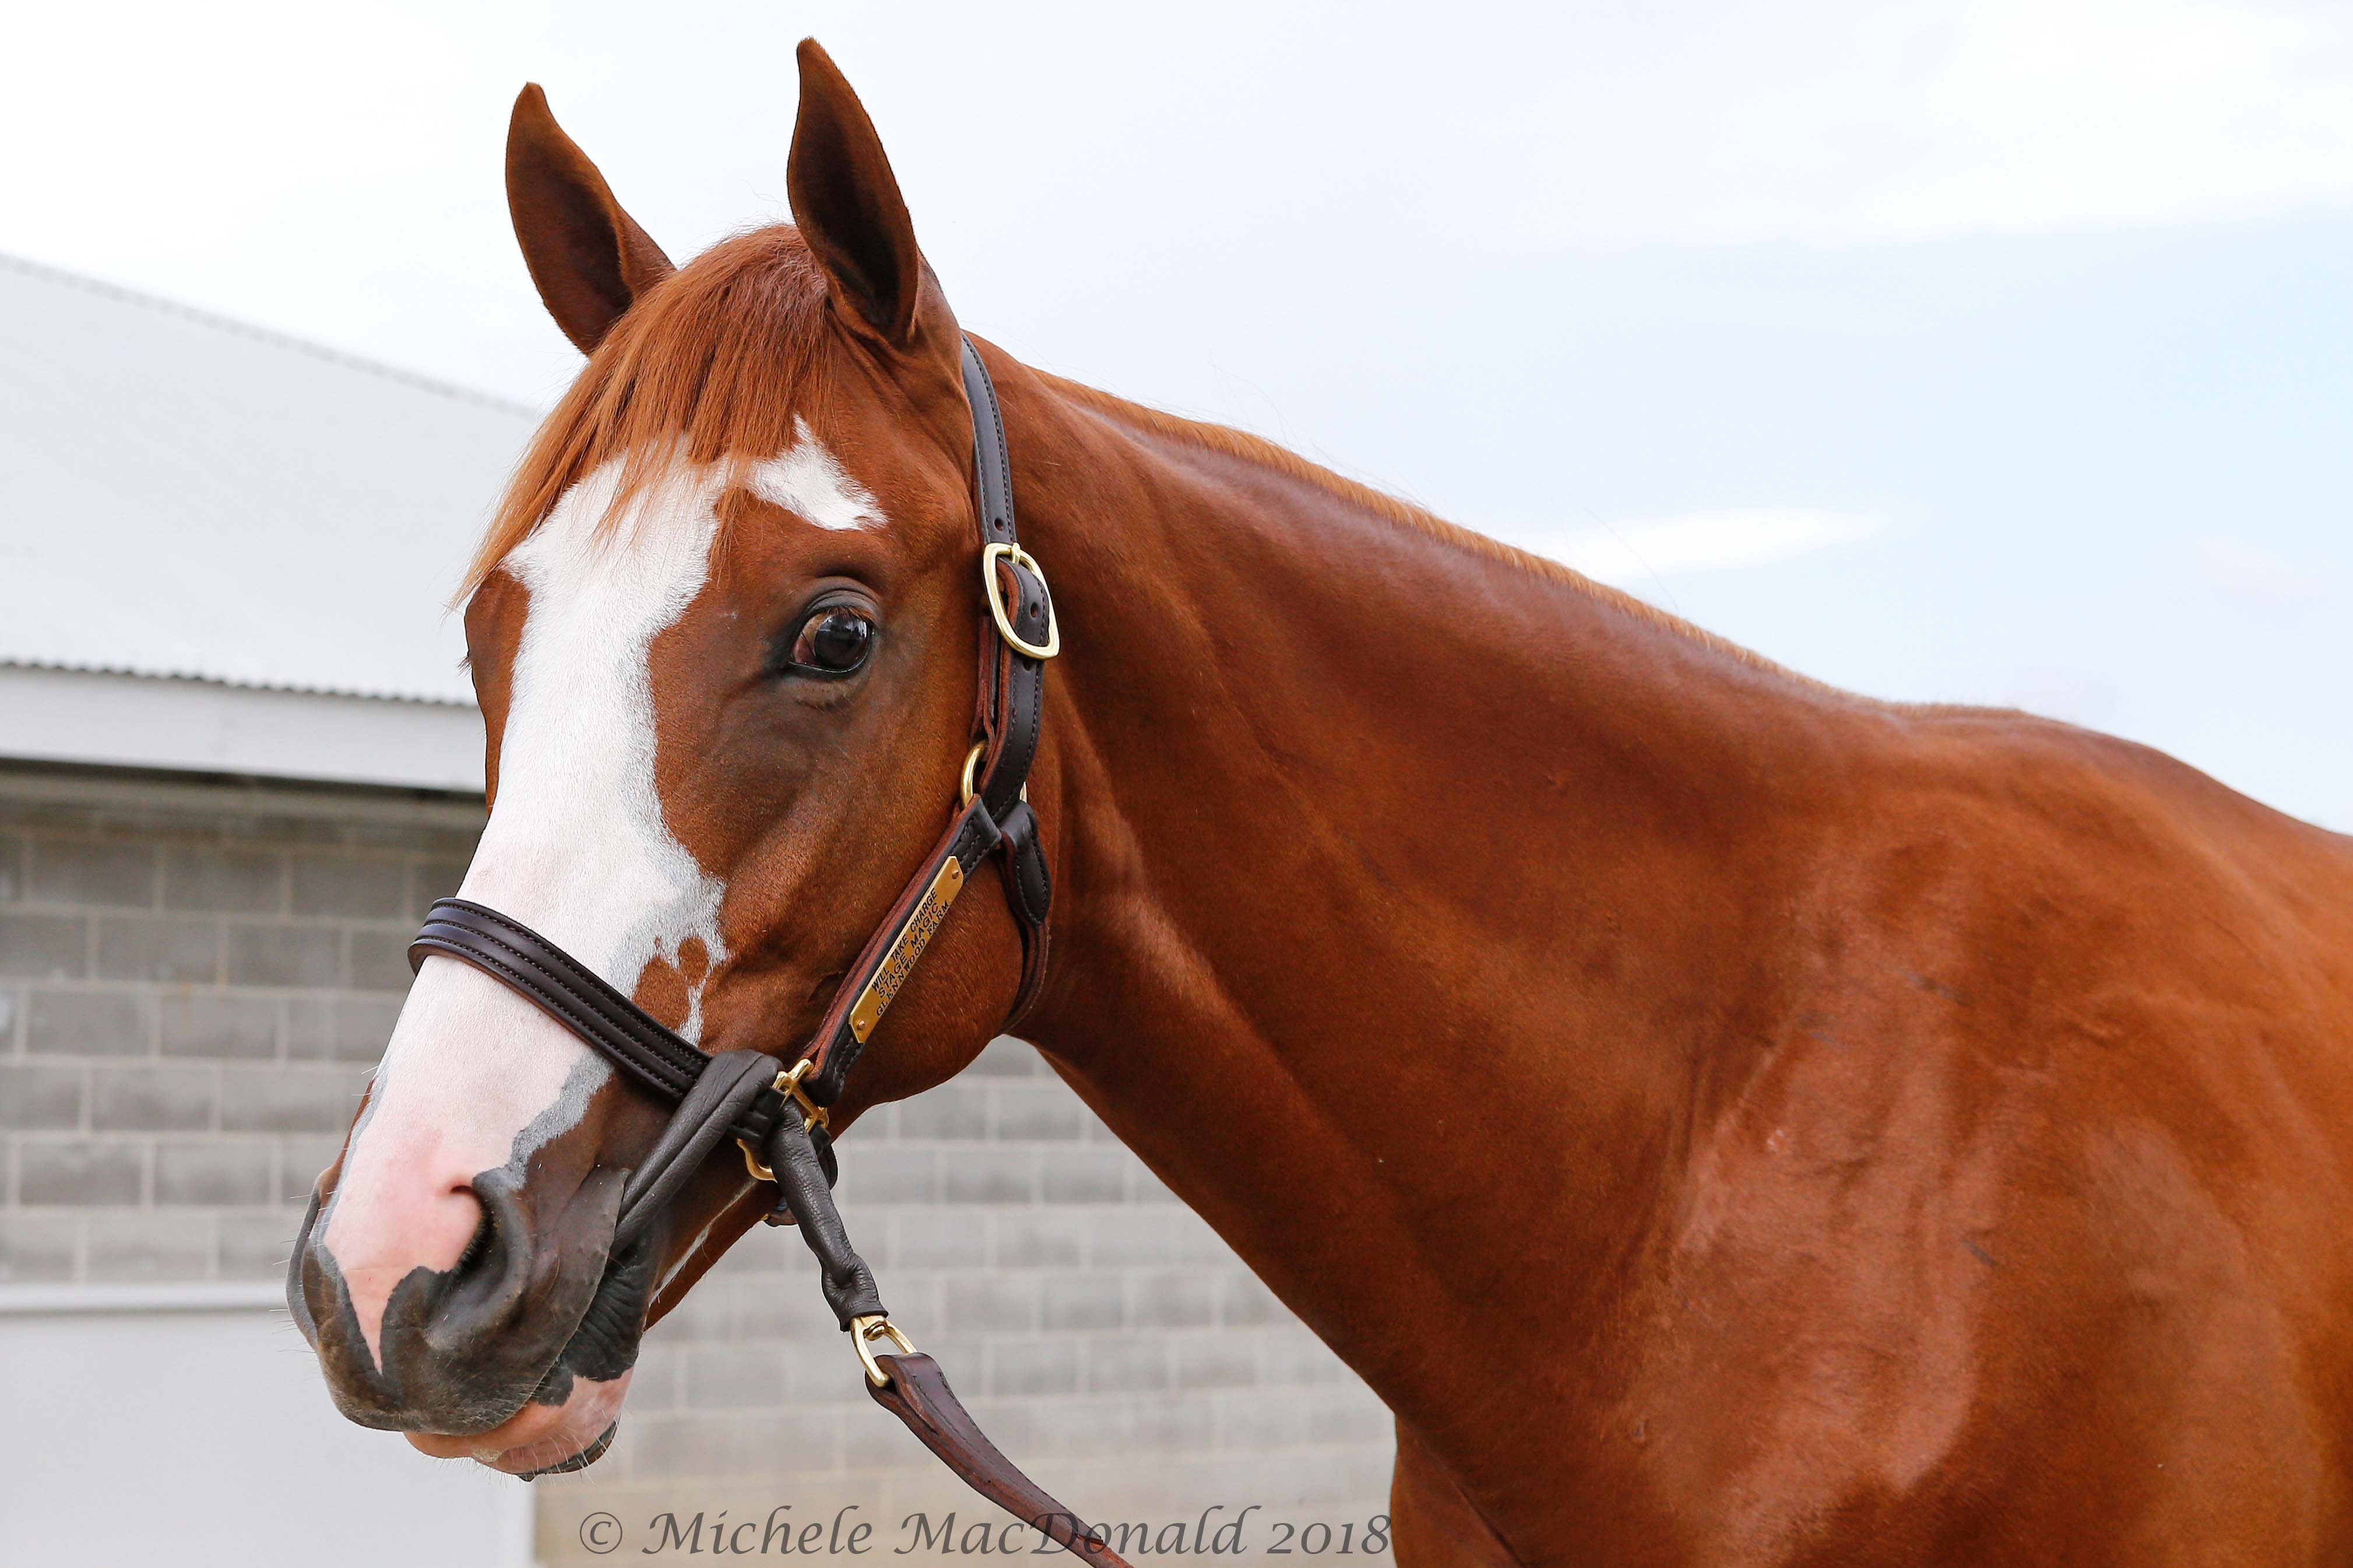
<box><xmin>789</xmin><ymin>40</ymin><xmax>927</xmax><ymax>346</ymax></box>
<box><xmin>505</xmin><ymin>84</ymin><xmax>675</xmax><ymax>356</ymax></box>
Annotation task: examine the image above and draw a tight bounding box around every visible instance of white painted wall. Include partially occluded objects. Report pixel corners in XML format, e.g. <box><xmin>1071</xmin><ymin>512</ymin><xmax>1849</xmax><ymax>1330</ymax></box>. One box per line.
<box><xmin>0</xmin><ymin>665</ymin><xmax>484</xmax><ymax>792</ymax></box>
<box><xmin>0</xmin><ymin>1285</ymin><xmax>532</xmax><ymax>1568</ymax></box>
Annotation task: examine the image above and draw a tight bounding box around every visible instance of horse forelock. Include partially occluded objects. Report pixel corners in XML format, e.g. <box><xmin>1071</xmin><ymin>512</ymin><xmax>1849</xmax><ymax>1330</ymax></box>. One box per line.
<box><xmin>464</xmin><ymin>225</ymin><xmax>839</xmax><ymax>602</ymax></box>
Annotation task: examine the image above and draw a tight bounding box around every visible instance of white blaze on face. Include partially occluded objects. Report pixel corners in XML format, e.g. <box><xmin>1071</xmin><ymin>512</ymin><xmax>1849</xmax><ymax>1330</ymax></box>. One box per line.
<box><xmin>319</xmin><ymin>429</ymin><xmax>883</xmax><ymax>1369</ymax></box>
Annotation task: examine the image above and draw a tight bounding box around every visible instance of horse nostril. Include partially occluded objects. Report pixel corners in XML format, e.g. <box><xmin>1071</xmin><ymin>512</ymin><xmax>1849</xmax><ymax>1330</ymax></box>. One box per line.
<box><xmin>448</xmin><ymin>1197</ymin><xmax>497</xmax><ymax>1282</ymax></box>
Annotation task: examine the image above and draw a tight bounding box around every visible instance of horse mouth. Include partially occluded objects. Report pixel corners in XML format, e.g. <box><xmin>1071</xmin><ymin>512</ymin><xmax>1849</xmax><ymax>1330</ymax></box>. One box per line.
<box><xmin>396</xmin><ymin>1219</ymin><xmax>655</xmax><ymax>1475</ymax></box>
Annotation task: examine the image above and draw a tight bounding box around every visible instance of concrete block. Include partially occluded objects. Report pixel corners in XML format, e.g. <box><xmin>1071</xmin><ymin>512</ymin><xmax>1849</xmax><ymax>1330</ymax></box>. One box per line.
<box><xmin>836</xmin><ymin>1147</ymin><xmax>937</xmax><ymax>1206</ymax></box>
<box><xmin>650</xmin><ymin>1280</ymin><xmax>736</xmax><ymax>1344</ymax></box>
<box><xmin>279</xmin><ymin>1134</ymin><xmax>345</xmax><ymax>1202</ymax></box>
<box><xmin>0</xmin><ymin>1210</ymin><xmax>79</xmax><ymax>1282</ymax></box>
<box><xmin>161</xmin><ymin>846</ymin><xmax>284</xmax><ymax>914</ymax></box>
<box><xmin>1088</xmin><ymin>1207</ymin><xmax>1174</xmax><ymax>1267</ymax></box>
<box><xmin>159</xmin><ymin>992</ymin><xmax>279</xmax><ymax>1059</ymax></box>
<box><xmin>1</xmin><ymin>911</ymin><xmax>87</xmax><ymax>979</ymax></box>
<box><xmin>992</xmin><ymin>1208</ymin><xmax>1086</xmax><ymax>1270</ymax></box>
<box><xmin>223</xmin><ymin>922</ymin><xmax>340</xmax><ymax>988</ymax></box>
<box><xmin>1258</xmin><ymin>1331</ymin><xmax>1348</xmax><ymax>1387</ymax></box>
<box><xmin>1175</xmin><ymin>1338</ymin><xmax>1258</xmax><ymax>1391</ymax></box>
<box><xmin>18</xmin><ymin>1139</ymin><xmax>144</xmax><ymax>1204</ymax></box>
<box><xmin>1218</xmin><ymin>1273</ymin><xmax>1284</xmax><ymax>1329</ymax></box>
<box><xmin>1132</xmin><ymin>1270</ymin><xmax>1218</xmax><ymax>1329</ymax></box>
<box><xmin>349</xmin><ymin>820</ymin><xmax>482</xmax><ymax>858</ymax></box>
<box><xmin>96</xmin><ymin>914</ymin><xmax>217</xmax><ymax>984</ymax></box>
<box><xmin>1039</xmin><ymin>1272</ymin><xmax>1124</xmax><ymax>1333</ymax></box>
<box><xmin>627</xmin><ymin>1344</ymin><xmax>685</xmax><ymax>1414</ymax></box>
<box><xmin>1083</xmin><ymin>1333</ymin><xmax>1170</xmax><ymax>1394</ymax></box>
<box><xmin>29</xmin><ymin>838</ymin><xmax>155</xmax><ymax>907</ymax></box>
<box><xmin>944</xmin><ymin>1149</ymin><xmax>1033</xmax><ymax>1205</ymax></box>
<box><xmin>290</xmin><ymin>853</ymin><xmax>407</xmax><ymax>918</ymax></box>
<box><xmin>218</xmin><ymin>1065</ymin><xmax>363</xmax><ymax>1133</ymax></box>
<box><xmin>1171</xmin><ymin>1210</ymin><xmax>1236</xmax><ymax>1265</ymax></box>
<box><xmin>0</xmin><ymin>1062</ymin><xmax>84</xmax><ymax>1129</ymax></box>
<box><xmin>631</xmin><ymin>1410</ymin><xmax>839</xmax><ymax>1479</ymax></box>
<box><xmin>1306</xmin><ymin>1387</ymin><xmax>1392</xmax><ymax>1446</ymax></box>
<box><xmin>408</xmin><ymin>856</ymin><xmax>470</xmax><ymax>919</ymax></box>
<box><xmin>891</xmin><ymin>1208</ymin><xmax>989</xmax><ymax>1269</ymax></box>
<box><xmin>155</xmin><ymin>1138</ymin><xmax>275</xmax><ymax>1205</ymax></box>
<box><xmin>1131</xmin><ymin>1391</ymin><xmax>1217</xmax><ymax>1454</ymax></box>
<box><xmin>26</xmin><ymin>987</ymin><xmax>148</xmax><ymax>1056</ymax></box>
<box><xmin>0</xmin><ymin>798</ymin><xmax>94</xmax><ymax>832</ymax></box>
<box><xmin>731</xmin><ymin>1273</ymin><xmax>839</xmax><ymax>1344</ymax></box>
<box><xmin>1130</xmin><ymin>1168</ymin><xmax>1184</xmax><ymax>1204</ymax></box>
<box><xmin>83</xmin><ymin>1208</ymin><xmax>211</xmax><ymax>1282</ymax></box>
<box><xmin>683</xmin><ymin>1344</ymin><xmax>786</xmax><ymax>1411</ymax></box>
<box><xmin>1022</xmin><ymin>1395</ymin><xmax>1133</xmax><ymax>1458</ymax></box>
<box><xmin>965</xmin><ymin>1035</ymin><xmax>1040</xmax><ymax>1078</ymax></box>
<box><xmin>989</xmin><ymin>1336</ymin><xmax>1079</xmax><ymax>1397</ymax></box>
<box><xmin>1040</xmin><ymin>1148</ymin><xmax>1128</xmax><ymax>1204</ymax></box>
<box><xmin>286</xmin><ymin>993</ymin><xmax>402</xmax><ymax>1062</ymax></box>
<box><xmin>993</xmin><ymin>1081</ymin><xmax>1090</xmax><ymax>1142</ymax></box>
<box><xmin>345</xmin><ymin>929</ymin><xmax>415</xmax><ymax>993</ymax></box>
<box><xmin>898</xmin><ymin>1080</ymin><xmax>990</xmax><ymax>1140</ymax></box>
<box><xmin>1214</xmin><ymin>1391</ymin><xmax>1308</xmax><ymax>1457</ymax></box>
<box><xmin>943</xmin><ymin>1274</ymin><xmax>1037</xmax><ymax>1335</ymax></box>
<box><xmin>217</xmin><ymin>1208</ymin><xmax>300</xmax><ymax>1278</ymax></box>
<box><xmin>92</xmin><ymin>1064</ymin><xmax>215</xmax><ymax>1132</ymax></box>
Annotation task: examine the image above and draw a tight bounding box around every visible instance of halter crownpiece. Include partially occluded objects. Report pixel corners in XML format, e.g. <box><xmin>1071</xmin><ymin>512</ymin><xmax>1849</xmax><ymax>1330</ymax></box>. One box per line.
<box><xmin>409</xmin><ymin>338</ymin><xmax>1127</xmax><ymax>1567</ymax></box>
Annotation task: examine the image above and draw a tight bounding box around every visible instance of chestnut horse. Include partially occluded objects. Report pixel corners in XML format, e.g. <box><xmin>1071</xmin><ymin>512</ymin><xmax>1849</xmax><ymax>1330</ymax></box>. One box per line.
<box><xmin>290</xmin><ymin>40</ymin><xmax>2353</xmax><ymax>1567</ymax></box>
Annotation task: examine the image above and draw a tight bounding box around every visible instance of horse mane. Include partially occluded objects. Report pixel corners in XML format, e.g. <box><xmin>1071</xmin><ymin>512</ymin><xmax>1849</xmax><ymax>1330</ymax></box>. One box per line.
<box><xmin>1032</xmin><ymin>372</ymin><xmax>1788</xmax><ymax>676</ymax></box>
<box><xmin>466</xmin><ymin>223</ymin><xmax>1794</xmax><ymax>686</ymax></box>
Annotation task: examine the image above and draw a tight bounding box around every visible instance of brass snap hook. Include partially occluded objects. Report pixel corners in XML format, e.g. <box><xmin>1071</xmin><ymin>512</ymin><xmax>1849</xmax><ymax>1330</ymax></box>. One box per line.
<box><xmin>851</xmin><ymin>1314</ymin><xmax>918</xmax><ymax>1389</ymax></box>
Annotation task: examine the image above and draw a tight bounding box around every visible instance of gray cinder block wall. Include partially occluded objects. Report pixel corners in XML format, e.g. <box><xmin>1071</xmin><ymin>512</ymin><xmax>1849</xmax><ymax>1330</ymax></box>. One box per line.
<box><xmin>0</xmin><ymin>763</ymin><xmax>1394</xmax><ymax>1564</ymax></box>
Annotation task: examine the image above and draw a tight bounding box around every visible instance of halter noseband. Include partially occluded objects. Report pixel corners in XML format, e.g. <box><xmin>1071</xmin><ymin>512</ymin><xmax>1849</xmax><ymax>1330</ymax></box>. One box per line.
<box><xmin>407</xmin><ymin>338</ymin><xmax>1125</xmax><ymax>1566</ymax></box>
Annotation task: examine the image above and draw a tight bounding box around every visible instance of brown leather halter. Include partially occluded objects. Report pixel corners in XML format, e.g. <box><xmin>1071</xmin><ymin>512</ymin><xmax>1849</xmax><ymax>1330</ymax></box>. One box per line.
<box><xmin>409</xmin><ymin>339</ymin><xmax>1131</xmax><ymax>1567</ymax></box>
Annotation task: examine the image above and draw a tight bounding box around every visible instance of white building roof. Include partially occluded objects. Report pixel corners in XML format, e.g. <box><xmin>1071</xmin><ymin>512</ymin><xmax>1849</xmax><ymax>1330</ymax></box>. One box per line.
<box><xmin>0</xmin><ymin>255</ymin><xmax>546</xmax><ymax>791</ymax></box>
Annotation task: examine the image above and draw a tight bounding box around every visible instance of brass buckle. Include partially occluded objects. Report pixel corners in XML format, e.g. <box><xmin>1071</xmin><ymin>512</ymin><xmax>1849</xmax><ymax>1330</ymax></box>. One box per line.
<box><xmin>982</xmin><ymin>543</ymin><xmax>1059</xmax><ymax>660</ymax></box>
<box><xmin>851</xmin><ymin>1314</ymin><xmax>917</xmax><ymax>1389</ymax></box>
<box><xmin>737</xmin><ymin>1059</ymin><xmax>829</xmax><ymax>1183</ymax></box>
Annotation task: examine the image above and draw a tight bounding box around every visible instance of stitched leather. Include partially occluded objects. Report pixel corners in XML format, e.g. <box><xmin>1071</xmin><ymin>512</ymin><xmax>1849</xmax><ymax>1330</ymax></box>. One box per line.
<box><xmin>614</xmin><ymin>1051</ymin><xmax>780</xmax><ymax>1249</ymax></box>
<box><xmin>870</xmin><ymin>1352</ymin><xmax>1135</xmax><ymax>1568</ymax></box>
<box><xmin>410</xmin><ymin>900</ymin><xmax>789</xmax><ymax>1140</ymax></box>
<box><xmin>762</xmin><ymin>1114</ymin><xmax>887</xmax><ymax>1326</ymax></box>
<box><xmin>801</xmin><ymin>799</ymin><xmax>1004</xmax><ymax>1106</ymax></box>
<box><xmin>410</xmin><ymin>898</ymin><xmax>714</xmax><ymax>1102</ymax></box>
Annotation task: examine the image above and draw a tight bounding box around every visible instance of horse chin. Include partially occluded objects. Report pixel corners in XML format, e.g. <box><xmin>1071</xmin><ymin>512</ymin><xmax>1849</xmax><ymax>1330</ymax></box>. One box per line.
<box><xmin>407</xmin><ymin>1369</ymin><xmax>632</xmax><ymax>1477</ymax></box>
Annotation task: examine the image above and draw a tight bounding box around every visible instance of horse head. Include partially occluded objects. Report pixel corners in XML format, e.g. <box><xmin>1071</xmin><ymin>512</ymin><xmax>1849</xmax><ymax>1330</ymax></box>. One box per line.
<box><xmin>287</xmin><ymin>42</ymin><xmax>1042</xmax><ymax>1476</ymax></box>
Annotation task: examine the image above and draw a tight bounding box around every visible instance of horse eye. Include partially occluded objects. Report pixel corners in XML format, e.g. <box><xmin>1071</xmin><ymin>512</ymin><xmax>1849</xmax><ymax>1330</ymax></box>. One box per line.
<box><xmin>789</xmin><ymin>608</ymin><xmax>875</xmax><ymax>675</ymax></box>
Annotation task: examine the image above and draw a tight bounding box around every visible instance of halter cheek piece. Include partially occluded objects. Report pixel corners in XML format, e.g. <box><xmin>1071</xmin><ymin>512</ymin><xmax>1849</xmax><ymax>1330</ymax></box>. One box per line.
<box><xmin>409</xmin><ymin>339</ymin><xmax>1130</xmax><ymax>1567</ymax></box>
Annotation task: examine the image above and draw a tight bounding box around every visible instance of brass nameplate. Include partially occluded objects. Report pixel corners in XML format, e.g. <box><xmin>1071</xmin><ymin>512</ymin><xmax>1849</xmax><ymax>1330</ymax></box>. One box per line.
<box><xmin>848</xmin><ymin>857</ymin><xmax>966</xmax><ymax>1043</ymax></box>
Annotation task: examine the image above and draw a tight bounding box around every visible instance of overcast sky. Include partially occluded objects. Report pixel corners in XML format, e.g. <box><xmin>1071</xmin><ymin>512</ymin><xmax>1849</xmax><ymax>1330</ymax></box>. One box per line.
<box><xmin>3</xmin><ymin>0</ymin><xmax>2348</xmax><ymax>824</ymax></box>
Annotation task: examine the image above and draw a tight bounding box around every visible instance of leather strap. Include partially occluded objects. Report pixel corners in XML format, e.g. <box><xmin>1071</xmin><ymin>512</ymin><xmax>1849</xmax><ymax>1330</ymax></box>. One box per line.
<box><xmin>870</xmin><ymin>1352</ymin><xmax>1134</xmax><ymax>1568</ymax></box>
<box><xmin>796</xmin><ymin>340</ymin><xmax>1051</xmax><ymax>1102</ymax></box>
<box><xmin>757</xmin><ymin>1112</ymin><xmax>885</xmax><ymax>1327</ymax></box>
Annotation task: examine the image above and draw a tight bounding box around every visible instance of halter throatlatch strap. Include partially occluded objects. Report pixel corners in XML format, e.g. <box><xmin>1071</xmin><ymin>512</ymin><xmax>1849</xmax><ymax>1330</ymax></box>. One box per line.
<box><xmin>405</xmin><ymin>335</ymin><xmax>1125</xmax><ymax>1566</ymax></box>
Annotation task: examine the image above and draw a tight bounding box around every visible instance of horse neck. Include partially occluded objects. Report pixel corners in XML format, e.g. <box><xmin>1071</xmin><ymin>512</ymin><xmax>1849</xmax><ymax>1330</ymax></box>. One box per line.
<box><xmin>1001</xmin><ymin>368</ymin><xmax>1856</xmax><ymax>1450</ymax></box>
